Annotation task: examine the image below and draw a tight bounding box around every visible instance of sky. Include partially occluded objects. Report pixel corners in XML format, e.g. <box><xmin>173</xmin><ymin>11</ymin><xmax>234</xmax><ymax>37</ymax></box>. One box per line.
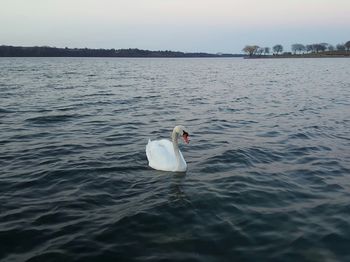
<box><xmin>1</xmin><ymin>0</ymin><xmax>349</xmax><ymax>53</ymax></box>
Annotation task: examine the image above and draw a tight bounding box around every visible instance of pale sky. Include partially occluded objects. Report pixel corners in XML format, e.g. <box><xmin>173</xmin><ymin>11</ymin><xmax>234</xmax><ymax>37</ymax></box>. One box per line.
<box><xmin>1</xmin><ymin>0</ymin><xmax>349</xmax><ymax>53</ymax></box>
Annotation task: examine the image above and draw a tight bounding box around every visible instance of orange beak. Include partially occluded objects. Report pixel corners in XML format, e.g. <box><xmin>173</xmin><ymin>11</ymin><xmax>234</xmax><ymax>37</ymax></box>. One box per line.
<box><xmin>183</xmin><ymin>133</ymin><xmax>190</xmax><ymax>144</ymax></box>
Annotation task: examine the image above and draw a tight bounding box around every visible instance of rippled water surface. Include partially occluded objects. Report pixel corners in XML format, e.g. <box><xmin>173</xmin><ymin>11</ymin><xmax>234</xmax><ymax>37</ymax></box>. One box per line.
<box><xmin>1</xmin><ymin>57</ymin><xmax>350</xmax><ymax>261</ymax></box>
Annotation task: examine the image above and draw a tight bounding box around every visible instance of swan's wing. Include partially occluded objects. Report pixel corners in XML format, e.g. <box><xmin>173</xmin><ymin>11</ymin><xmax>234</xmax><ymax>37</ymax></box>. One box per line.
<box><xmin>177</xmin><ymin>149</ymin><xmax>187</xmax><ymax>172</ymax></box>
<box><xmin>146</xmin><ymin>139</ymin><xmax>177</xmax><ymax>171</ymax></box>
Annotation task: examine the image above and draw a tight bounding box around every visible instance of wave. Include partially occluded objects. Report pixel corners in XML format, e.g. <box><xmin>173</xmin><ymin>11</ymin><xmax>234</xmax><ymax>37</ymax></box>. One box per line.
<box><xmin>25</xmin><ymin>114</ymin><xmax>80</xmax><ymax>125</ymax></box>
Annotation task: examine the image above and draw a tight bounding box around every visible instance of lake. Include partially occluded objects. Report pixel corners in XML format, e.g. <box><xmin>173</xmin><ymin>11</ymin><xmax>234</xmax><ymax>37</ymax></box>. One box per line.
<box><xmin>1</xmin><ymin>57</ymin><xmax>350</xmax><ymax>261</ymax></box>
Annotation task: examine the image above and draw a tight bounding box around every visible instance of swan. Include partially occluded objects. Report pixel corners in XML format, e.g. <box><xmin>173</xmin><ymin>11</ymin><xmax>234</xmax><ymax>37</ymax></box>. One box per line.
<box><xmin>146</xmin><ymin>125</ymin><xmax>190</xmax><ymax>172</ymax></box>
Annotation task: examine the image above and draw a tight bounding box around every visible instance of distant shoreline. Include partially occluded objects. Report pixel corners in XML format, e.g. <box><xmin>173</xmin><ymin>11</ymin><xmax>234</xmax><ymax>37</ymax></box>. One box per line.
<box><xmin>245</xmin><ymin>51</ymin><xmax>350</xmax><ymax>59</ymax></box>
<box><xmin>0</xmin><ymin>45</ymin><xmax>244</xmax><ymax>58</ymax></box>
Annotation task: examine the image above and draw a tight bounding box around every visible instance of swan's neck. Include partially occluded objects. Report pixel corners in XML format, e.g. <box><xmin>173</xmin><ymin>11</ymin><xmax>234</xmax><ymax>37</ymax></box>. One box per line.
<box><xmin>172</xmin><ymin>130</ymin><xmax>181</xmax><ymax>168</ymax></box>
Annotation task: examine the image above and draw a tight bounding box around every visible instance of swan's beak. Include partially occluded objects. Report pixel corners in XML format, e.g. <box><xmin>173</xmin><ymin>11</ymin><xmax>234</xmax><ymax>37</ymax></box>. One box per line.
<box><xmin>183</xmin><ymin>133</ymin><xmax>190</xmax><ymax>144</ymax></box>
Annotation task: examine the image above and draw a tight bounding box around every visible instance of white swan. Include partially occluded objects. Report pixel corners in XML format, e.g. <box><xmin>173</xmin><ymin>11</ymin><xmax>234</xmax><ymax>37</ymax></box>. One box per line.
<box><xmin>146</xmin><ymin>125</ymin><xmax>190</xmax><ymax>172</ymax></box>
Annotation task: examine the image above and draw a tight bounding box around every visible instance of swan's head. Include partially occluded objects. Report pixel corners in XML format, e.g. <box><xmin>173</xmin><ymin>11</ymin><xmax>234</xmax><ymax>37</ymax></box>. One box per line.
<box><xmin>174</xmin><ymin>125</ymin><xmax>190</xmax><ymax>144</ymax></box>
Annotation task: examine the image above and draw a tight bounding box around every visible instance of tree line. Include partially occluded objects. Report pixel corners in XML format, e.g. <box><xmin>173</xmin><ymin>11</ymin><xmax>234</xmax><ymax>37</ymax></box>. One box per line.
<box><xmin>0</xmin><ymin>45</ymin><xmax>243</xmax><ymax>58</ymax></box>
<box><xmin>243</xmin><ymin>41</ymin><xmax>350</xmax><ymax>57</ymax></box>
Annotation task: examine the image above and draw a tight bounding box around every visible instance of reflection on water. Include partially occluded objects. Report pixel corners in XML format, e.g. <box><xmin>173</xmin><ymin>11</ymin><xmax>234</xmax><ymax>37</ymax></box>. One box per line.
<box><xmin>168</xmin><ymin>173</ymin><xmax>189</xmax><ymax>205</ymax></box>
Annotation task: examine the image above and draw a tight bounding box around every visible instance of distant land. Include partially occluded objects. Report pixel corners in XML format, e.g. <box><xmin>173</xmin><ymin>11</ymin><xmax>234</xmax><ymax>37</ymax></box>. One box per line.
<box><xmin>245</xmin><ymin>51</ymin><xmax>350</xmax><ymax>59</ymax></box>
<box><xmin>0</xmin><ymin>45</ymin><xmax>243</xmax><ymax>58</ymax></box>
<box><xmin>242</xmin><ymin>42</ymin><xmax>350</xmax><ymax>58</ymax></box>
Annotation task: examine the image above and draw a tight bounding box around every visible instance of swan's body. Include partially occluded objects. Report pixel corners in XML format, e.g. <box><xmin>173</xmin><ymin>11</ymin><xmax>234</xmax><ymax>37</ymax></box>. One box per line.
<box><xmin>146</xmin><ymin>126</ymin><xmax>190</xmax><ymax>172</ymax></box>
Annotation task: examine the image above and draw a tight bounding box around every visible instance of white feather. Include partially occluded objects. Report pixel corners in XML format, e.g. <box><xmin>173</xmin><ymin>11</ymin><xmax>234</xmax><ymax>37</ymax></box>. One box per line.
<box><xmin>146</xmin><ymin>126</ymin><xmax>188</xmax><ymax>172</ymax></box>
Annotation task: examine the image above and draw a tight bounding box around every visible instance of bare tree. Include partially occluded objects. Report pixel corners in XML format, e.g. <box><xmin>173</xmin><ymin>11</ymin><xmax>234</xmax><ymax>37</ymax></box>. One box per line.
<box><xmin>291</xmin><ymin>44</ymin><xmax>305</xmax><ymax>54</ymax></box>
<box><xmin>319</xmin><ymin>44</ymin><xmax>327</xmax><ymax>52</ymax></box>
<box><xmin>291</xmin><ymin>44</ymin><xmax>297</xmax><ymax>54</ymax></box>
<box><xmin>242</xmin><ymin>45</ymin><xmax>259</xmax><ymax>57</ymax></box>
<box><xmin>306</xmin><ymin>45</ymin><xmax>313</xmax><ymax>53</ymax></box>
<box><xmin>345</xmin><ymin>41</ymin><xmax>350</xmax><ymax>51</ymax></box>
<box><xmin>320</xmin><ymin>43</ymin><xmax>330</xmax><ymax>51</ymax></box>
<box><xmin>273</xmin><ymin>44</ymin><xmax>283</xmax><ymax>55</ymax></box>
<box><xmin>311</xmin><ymin>44</ymin><xmax>326</xmax><ymax>53</ymax></box>
<box><xmin>264</xmin><ymin>47</ymin><xmax>270</xmax><ymax>55</ymax></box>
<box><xmin>291</xmin><ymin>44</ymin><xmax>298</xmax><ymax>54</ymax></box>
<box><xmin>336</xmin><ymin>44</ymin><xmax>345</xmax><ymax>51</ymax></box>
<box><xmin>257</xmin><ymin>47</ymin><xmax>264</xmax><ymax>56</ymax></box>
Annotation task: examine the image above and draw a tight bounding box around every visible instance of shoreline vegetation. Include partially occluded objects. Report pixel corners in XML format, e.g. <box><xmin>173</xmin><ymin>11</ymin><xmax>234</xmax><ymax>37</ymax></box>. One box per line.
<box><xmin>0</xmin><ymin>45</ymin><xmax>243</xmax><ymax>58</ymax></box>
<box><xmin>243</xmin><ymin>41</ymin><xmax>350</xmax><ymax>59</ymax></box>
<box><xmin>245</xmin><ymin>51</ymin><xmax>350</xmax><ymax>59</ymax></box>
<box><xmin>1</xmin><ymin>43</ymin><xmax>349</xmax><ymax>58</ymax></box>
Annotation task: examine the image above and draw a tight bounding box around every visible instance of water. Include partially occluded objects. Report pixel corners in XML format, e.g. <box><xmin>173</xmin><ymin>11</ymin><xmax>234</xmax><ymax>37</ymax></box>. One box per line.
<box><xmin>1</xmin><ymin>57</ymin><xmax>350</xmax><ymax>262</ymax></box>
